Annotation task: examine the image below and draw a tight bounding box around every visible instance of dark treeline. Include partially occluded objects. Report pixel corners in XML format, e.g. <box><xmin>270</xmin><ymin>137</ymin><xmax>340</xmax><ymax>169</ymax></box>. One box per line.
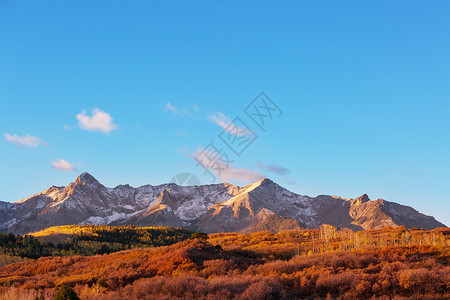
<box><xmin>0</xmin><ymin>225</ymin><xmax>207</xmax><ymax>260</ymax></box>
<box><xmin>0</xmin><ymin>233</ymin><xmax>55</xmax><ymax>259</ymax></box>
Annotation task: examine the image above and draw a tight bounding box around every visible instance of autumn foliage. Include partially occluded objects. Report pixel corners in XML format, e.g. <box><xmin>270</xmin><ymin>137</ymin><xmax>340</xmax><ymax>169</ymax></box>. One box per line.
<box><xmin>0</xmin><ymin>226</ymin><xmax>449</xmax><ymax>299</ymax></box>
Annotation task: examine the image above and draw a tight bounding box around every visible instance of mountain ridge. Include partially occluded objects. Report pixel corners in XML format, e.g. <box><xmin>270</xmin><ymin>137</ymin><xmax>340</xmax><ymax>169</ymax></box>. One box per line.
<box><xmin>0</xmin><ymin>172</ymin><xmax>446</xmax><ymax>234</ymax></box>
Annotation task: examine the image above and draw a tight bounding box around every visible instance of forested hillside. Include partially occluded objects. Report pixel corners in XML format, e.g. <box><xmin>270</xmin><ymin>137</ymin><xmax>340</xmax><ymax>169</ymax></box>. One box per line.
<box><xmin>0</xmin><ymin>225</ymin><xmax>206</xmax><ymax>265</ymax></box>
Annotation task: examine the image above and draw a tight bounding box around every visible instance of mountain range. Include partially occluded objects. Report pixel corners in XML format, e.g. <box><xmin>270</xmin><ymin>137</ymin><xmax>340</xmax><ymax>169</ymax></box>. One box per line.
<box><xmin>0</xmin><ymin>172</ymin><xmax>445</xmax><ymax>234</ymax></box>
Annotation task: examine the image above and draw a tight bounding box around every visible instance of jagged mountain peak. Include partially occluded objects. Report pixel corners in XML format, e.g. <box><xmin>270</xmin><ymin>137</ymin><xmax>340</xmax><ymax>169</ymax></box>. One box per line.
<box><xmin>242</xmin><ymin>178</ymin><xmax>275</xmax><ymax>191</ymax></box>
<box><xmin>254</xmin><ymin>177</ymin><xmax>273</xmax><ymax>185</ymax></box>
<box><xmin>260</xmin><ymin>177</ymin><xmax>274</xmax><ymax>183</ymax></box>
<box><xmin>351</xmin><ymin>194</ymin><xmax>371</xmax><ymax>206</ymax></box>
<box><xmin>243</xmin><ymin>178</ymin><xmax>297</xmax><ymax>199</ymax></box>
<box><xmin>359</xmin><ymin>194</ymin><xmax>370</xmax><ymax>202</ymax></box>
<box><xmin>156</xmin><ymin>189</ymin><xmax>175</xmax><ymax>205</ymax></box>
<box><xmin>114</xmin><ymin>183</ymin><xmax>133</xmax><ymax>190</ymax></box>
<box><xmin>75</xmin><ymin>172</ymin><xmax>100</xmax><ymax>185</ymax></box>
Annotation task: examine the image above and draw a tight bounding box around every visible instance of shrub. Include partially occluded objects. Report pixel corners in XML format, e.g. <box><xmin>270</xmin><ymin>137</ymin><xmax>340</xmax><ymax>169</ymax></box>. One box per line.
<box><xmin>54</xmin><ymin>285</ymin><xmax>79</xmax><ymax>300</ymax></box>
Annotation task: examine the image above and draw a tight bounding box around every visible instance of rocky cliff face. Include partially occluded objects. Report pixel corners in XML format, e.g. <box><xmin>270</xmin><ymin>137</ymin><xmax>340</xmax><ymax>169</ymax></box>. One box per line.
<box><xmin>0</xmin><ymin>173</ymin><xmax>445</xmax><ymax>234</ymax></box>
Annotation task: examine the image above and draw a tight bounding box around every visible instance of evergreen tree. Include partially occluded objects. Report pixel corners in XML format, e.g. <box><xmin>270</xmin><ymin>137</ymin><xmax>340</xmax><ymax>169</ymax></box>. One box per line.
<box><xmin>54</xmin><ymin>285</ymin><xmax>79</xmax><ymax>300</ymax></box>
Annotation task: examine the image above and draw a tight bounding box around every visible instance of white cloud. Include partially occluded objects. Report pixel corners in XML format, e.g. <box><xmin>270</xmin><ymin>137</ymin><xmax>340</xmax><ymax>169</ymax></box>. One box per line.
<box><xmin>208</xmin><ymin>112</ymin><xmax>231</xmax><ymax>129</ymax></box>
<box><xmin>192</xmin><ymin>103</ymin><xmax>200</xmax><ymax>112</ymax></box>
<box><xmin>76</xmin><ymin>108</ymin><xmax>118</xmax><ymax>134</ymax></box>
<box><xmin>165</xmin><ymin>102</ymin><xmax>179</xmax><ymax>114</ymax></box>
<box><xmin>164</xmin><ymin>102</ymin><xmax>199</xmax><ymax>116</ymax></box>
<box><xmin>164</xmin><ymin>102</ymin><xmax>189</xmax><ymax>116</ymax></box>
<box><xmin>208</xmin><ymin>112</ymin><xmax>252</xmax><ymax>137</ymax></box>
<box><xmin>4</xmin><ymin>133</ymin><xmax>48</xmax><ymax>148</ymax></box>
<box><xmin>192</xmin><ymin>148</ymin><xmax>263</xmax><ymax>182</ymax></box>
<box><xmin>51</xmin><ymin>159</ymin><xmax>77</xmax><ymax>172</ymax></box>
<box><xmin>220</xmin><ymin>164</ymin><xmax>264</xmax><ymax>182</ymax></box>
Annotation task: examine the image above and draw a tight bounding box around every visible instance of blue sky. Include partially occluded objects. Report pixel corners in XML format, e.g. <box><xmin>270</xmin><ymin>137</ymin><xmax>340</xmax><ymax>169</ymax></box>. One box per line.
<box><xmin>1</xmin><ymin>1</ymin><xmax>449</xmax><ymax>225</ymax></box>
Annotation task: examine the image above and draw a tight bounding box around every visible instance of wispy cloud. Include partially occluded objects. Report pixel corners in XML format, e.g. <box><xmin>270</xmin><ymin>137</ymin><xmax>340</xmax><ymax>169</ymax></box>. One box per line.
<box><xmin>208</xmin><ymin>112</ymin><xmax>231</xmax><ymax>130</ymax></box>
<box><xmin>4</xmin><ymin>133</ymin><xmax>48</xmax><ymax>148</ymax></box>
<box><xmin>256</xmin><ymin>162</ymin><xmax>295</xmax><ymax>185</ymax></box>
<box><xmin>192</xmin><ymin>148</ymin><xmax>263</xmax><ymax>182</ymax></box>
<box><xmin>208</xmin><ymin>112</ymin><xmax>252</xmax><ymax>137</ymax></box>
<box><xmin>51</xmin><ymin>159</ymin><xmax>77</xmax><ymax>172</ymax></box>
<box><xmin>76</xmin><ymin>108</ymin><xmax>118</xmax><ymax>134</ymax></box>
<box><xmin>164</xmin><ymin>102</ymin><xmax>188</xmax><ymax>116</ymax></box>
<box><xmin>164</xmin><ymin>102</ymin><xmax>200</xmax><ymax>117</ymax></box>
<box><xmin>256</xmin><ymin>162</ymin><xmax>291</xmax><ymax>175</ymax></box>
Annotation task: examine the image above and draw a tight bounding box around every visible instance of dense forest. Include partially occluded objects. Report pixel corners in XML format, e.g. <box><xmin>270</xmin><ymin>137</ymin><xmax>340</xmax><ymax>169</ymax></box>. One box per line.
<box><xmin>0</xmin><ymin>225</ymin><xmax>207</xmax><ymax>264</ymax></box>
<box><xmin>0</xmin><ymin>226</ymin><xmax>449</xmax><ymax>299</ymax></box>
